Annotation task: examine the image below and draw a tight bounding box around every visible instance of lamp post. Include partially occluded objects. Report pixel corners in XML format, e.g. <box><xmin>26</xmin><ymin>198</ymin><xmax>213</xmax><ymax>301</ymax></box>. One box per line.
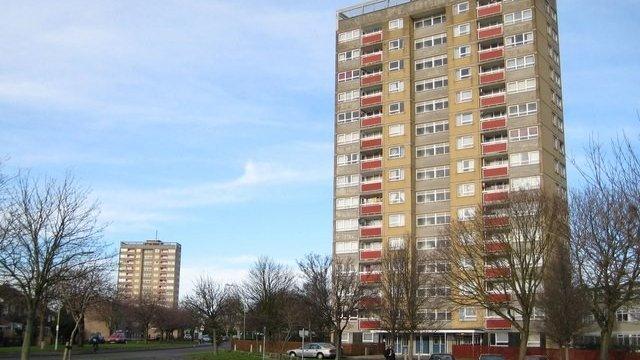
<box><xmin>54</xmin><ymin>304</ymin><xmax>62</xmax><ymax>351</ymax></box>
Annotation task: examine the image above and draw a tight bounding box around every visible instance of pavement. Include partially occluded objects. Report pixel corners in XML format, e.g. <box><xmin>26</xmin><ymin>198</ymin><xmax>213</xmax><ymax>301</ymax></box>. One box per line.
<box><xmin>1</xmin><ymin>344</ymin><xmax>217</xmax><ymax>360</ymax></box>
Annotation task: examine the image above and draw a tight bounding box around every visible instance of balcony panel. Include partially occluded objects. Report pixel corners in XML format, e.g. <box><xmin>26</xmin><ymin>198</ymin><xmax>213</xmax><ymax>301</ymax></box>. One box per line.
<box><xmin>361</xmin><ymin>52</ymin><xmax>382</xmax><ymax>66</ymax></box>
<box><xmin>361</xmin><ymin>95</ymin><xmax>382</xmax><ymax>107</ymax></box>
<box><xmin>485</xmin><ymin>267</ymin><xmax>510</xmax><ymax>278</ymax></box>
<box><xmin>478</xmin><ymin>25</ymin><xmax>504</xmax><ymax>40</ymax></box>
<box><xmin>360</xmin><ymin>273</ymin><xmax>382</xmax><ymax>283</ymax></box>
<box><xmin>361</xmin><ymin>181</ymin><xmax>382</xmax><ymax>192</ymax></box>
<box><xmin>483</xmin><ymin>190</ymin><xmax>509</xmax><ymax>203</ymax></box>
<box><xmin>485</xmin><ymin>242</ymin><xmax>508</xmax><ymax>254</ymax></box>
<box><xmin>358</xmin><ymin>296</ymin><xmax>382</xmax><ymax>308</ymax></box>
<box><xmin>361</xmin><ymin>32</ymin><xmax>382</xmax><ymax>46</ymax></box>
<box><xmin>360</xmin><ymin>227</ymin><xmax>382</xmax><ymax>238</ymax></box>
<box><xmin>361</xmin><ymin>160</ymin><xmax>382</xmax><ymax>171</ymax></box>
<box><xmin>361</xmin><ymin>116</ymin><xmax>382</xmax><ymax>127</ymax></box>
<box><xmin>477</xmin><ymin>3</ymin><xmax>502</xmax><ymax>18</ymax></box>
<box><xmin>479</xmin><ymin>48</ymin><xmax>504</xmax><ymax>62</ymax></box>
<box><xmin>360</xmin><ymin>249</ymin><xmax>382</xmax><ymax>261</ymax></box>
<box><xmin>361</xmin><ymin>73</ymin><xmax>382</xmax><ymax>86</ymax></box>
<box><xmin>359</xmin><ymin>319</ymin><xmax>381</xmax><ymax>330</ymax></box>
<box><xmin>482</xmin><ymin>166</ymin><xmax>508</xmax><ymax>178</ymax></box>
<box><xmin>480</xmin><ymin>94</ymin><xmax>506</xmax><ymax>108</ymax></box>
<box><xmin>482</xmin><ymin>141</ymin><xmax>508</xmax><ymax>155</ymax></box>
<box><xmin>481</xmin><ymin>117</ymin><xmax>507</xmax><ymax>131</ymax></box>
<box><xmin>488</xmin><ymin>293</ymin><xmax>511</xmax><ymax>303</ymax></box>
<box><xmin>360</xmin><ymin>204</ymin><xmax>382</xmax><ymax>216</ymax></box>
<box><xmin>361</xmin><ymin>138</ymin><xmax>382</xmax><ymax>149</ymax></box>
<box><xmin>485</xmin><ymin>216</ymin><xmax>509</xmax><ymax>228</ymax></box>
<box><xmin>486</xmin><ymin>318</ymin><xmax>511</xmax><ymax>330</ymax></box>
<box><xmin>479</xmin><ymin>71</ymin><xmax>505</xmax><ymax>85</ymax></box>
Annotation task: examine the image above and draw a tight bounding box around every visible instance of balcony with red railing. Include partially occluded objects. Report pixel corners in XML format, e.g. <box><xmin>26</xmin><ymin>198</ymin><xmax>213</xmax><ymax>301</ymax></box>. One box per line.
<box><xmin>478</xmin><ymin>46</ymin><xmax>504</xmax><ymax>62</ymax></box>
<box><xmin>488</xmin><ymin>293</ymin><xmax>511</xmax><ymax>303</ymax></box>
<box><xmin>485</xmin><ymin>266</ymin><xmax>510</xmax><ymax>278</ymax></box>
<box><xmin>361</xmin><ymin>180</ymin><xmax>382</xmax><ymax>192</ymax></box>
<box><xmin>479</xmin><ymin>69</ymin><xmax>505</xmax><ymax>85</ymax></box>
<box><xmin>484</xmin><ymin>215</ymin><xmax>509</xmax><ymax>228</ymax></box>
<box><xmin>361</xmin><ymin>51</ymin><xmax>383</xmax><ymax>65</ymax></box>
<box><xmin>360</xmin><ymin>249</ymin><xmax>382</xmax><ymax>261</ymax></box>
<box><xmin>361</xmin><ymin>92</ymin><xmax>382</xmax><ymax>107</ymax></box>
<box><xmin>360</xmin><ymin>226</ymin><xmax>382</xmax><ymax>238</ymax></box>
<box><xmin>477</xmin><ymin>2</ymin><xmax>502</xmax><ymax>18</ymax></box>
<box><xmin>360</xmin><ymin>201</ymin><xmax>382</xmax><ymax>215</ymax></box>
<box><xmin>481</xmin><ymin>114</ymin><xmax>507</xmax><ymax>131</ymax></box>
<box><xmin>361</xmin><ymin>113</ymin><xmax>382</xmax><ymax>127</ymax></box>
<box><xmin>359</xmin><ymin>296</ymin><xmax>382</xmax><ymax>308</ymax></box>
<box><xmin>482</xmin><ymin>140</ymin><xmax>508</xmax><ymax>155</ymax></box>
<box><xmin>478</xmin><ymin>24</ymin><xmax>504</xmax><ymax>40</ymax></box>
<box><xmin>361</xmin><ymin>72</ymin><xmax>382</xmax><ymax>86</ymax></box>
<box><xmin>483</xmin><ymin>189</ymin><xmax>509</xmax><ymax>203</ymax></box>
<box><xmin>360</xmin><ymin>272</ymin><xmax>382</xmax><ymax>283</ymax></box>
<box><xmin>486</xmin><ymin>318</ymin><xmax>511</xmax><ymax>329</ymax></box>
<box><xmin>360</xmin><ymin>157</ymin><xmax>382</xmax><ymax>171</ymax></box>
<box><xmin>482</xmin><ymin>164</ymin><xmax>508</xmax><ymax>178</ymax></box>
<box><xmin>359</xmin><ymin>318</ymin><xmax>381</xmax><ymax>329</ymax></box>
<box><xmin>485</xmin><ymin>241</ymin><xmax>509</xmax><ymax>254</ymax></box>
<box><xmin>362</xmin><ymin>31</ymin><xmax>383</xmax><ymax>46</ymax></box>
<box><xmin>361</xmin><ymin>136</ymin><xmax>382</xmax><ymax>150</ymax></box>
<box><xmin>480</xmin><ymin>91</ymin><xmax>506</xmax><ymax>107</ymax></box>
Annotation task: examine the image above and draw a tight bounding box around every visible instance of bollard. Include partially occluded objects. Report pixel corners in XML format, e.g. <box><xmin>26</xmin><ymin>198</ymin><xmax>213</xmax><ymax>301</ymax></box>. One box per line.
<box><xmin>365</xmin><ymin>347</ymin><xmax>369</xmax><ymax>356</ymax></box>
<box><xmin>234</xmin><ymin>344</ymin><xmax>237</xmax><ymax>351</ymax></box>
<box><xmin>250</xmin><ymin>344</ymin><xmax>253</xmax><ymax>353</ymax></box>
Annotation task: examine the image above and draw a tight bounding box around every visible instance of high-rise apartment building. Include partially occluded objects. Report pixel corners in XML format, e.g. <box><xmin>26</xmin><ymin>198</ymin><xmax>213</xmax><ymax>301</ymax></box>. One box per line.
<box><xmin>117</xmin><ymin>240</ymin><xmax>182</xmax><ymax>307</ymax></box>
<box><xmin>333</xmin><ymin>0</ymin><xmax>566</xmax><ymax>353</ymax></box>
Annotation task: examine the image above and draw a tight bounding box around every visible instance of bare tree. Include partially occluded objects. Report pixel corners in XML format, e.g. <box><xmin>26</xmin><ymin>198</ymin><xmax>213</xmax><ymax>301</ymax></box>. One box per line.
<box><xmin>379</xmin><ymin>246</ymin><xmax>404</xmax><ymax>351</ymax></box>
<box><xmin>184</xmin><ymin>275</ymin><xmax>229</xmax><ymax>353</ymax></box>
<box><xmin>129</xmin><ymin>292</ymin><xmax>162</xmax><ymax>344</ymax></box>
<box><xmin>0</xmin><ymin>175</ymin><xmax>105</xmax><ymax>360</ymax></box>
<box><xmin>571</xmin><ymin>138</ymin><xmax>640</xmax><ymax>360</ymax></box>
<box><xmin>219</xmin><ymin>288</ymin><xmax>245</xmax><ymax>338</ymax></box>
<box><xmin>539</xmin><ymin>242</ymin><xmax>588</xmax><ymax>360</ymax></box>
<box><xmin>440</xmin><ymin>191</ymin><xmax>567</xmax><ymax>360</ymax></box>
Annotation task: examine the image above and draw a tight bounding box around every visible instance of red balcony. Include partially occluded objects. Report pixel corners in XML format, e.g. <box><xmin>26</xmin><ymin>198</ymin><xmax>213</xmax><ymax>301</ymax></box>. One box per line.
<box><xmin>479</xmin><ymin>47</ymin><xmax>504</xmax><ymax>62</ymax></box>
<box><xmin>361</xmin><ymin>137</ymin><xmax>382</xmax><ymax>149</ymax></box>
<box><xmin>361</xmin><ymin>159</ymin><xmax>382</xmax><ymax>171</ymax></box>
<box><xmin>477</xmin><ymin>2</ymin><xmax>502</xmax><ymax>18</ymax></box>
<box><xmin>485</xmin><ymin>241</ymin><xmax>508</xmax><ymax>254</ymax></box>
<box><xmin>482</xmin><ymin>165</ymin><xmax>508</xmax><ymax>178</ymax></box>
<box><xmin>478</xmin><ymin>24</ymin><xmax>504</xmax><ymax>40</ymax></box>
<box><xmin>361</xmin><ymin>181</ymin><xmax>382</xmax><ymax>192</ymax></box>
<box><xmin>485</xmin><ymin>267</ymin><xmax>510</xmax><ymax>278</ymax></box>
<box><xmin>488</xmin><ymin>293</ymin><xmax>511</xmax><ymax>303</ymax></box>
<box><xmin>360</xmin><ymin>227</ymin><xmax>382</xmax><ymax>238</ymax></box>
<box><xmin>360</xmin><ymin>273</ymin><xmax>382</xmax><ymax>283</ymax></box>
<box><xmin>485</xmin><ymin>215</ymin><xmax>509</xmax><ymax>228</ymax></box>
<box><xmin>482</xmin><ymin>141</ymin><xmax>507</xmax><ymax>155</ymax></box>
<box><xmin>359</xmin><ymin>296</ymin><xmax>382</xmax><ymax>308</ymax></box>
<box><xmin>479</xmin><ymin>70</ymin><xmax>505</xmax><ymax>85</ymax></box>
<box><xmin>360</xmin><ymin>249</ymin><xmax>382</xmax><ymax>261</ymax></box>
<box><xmin>480</xmin><ymin>93</ymin><xmax>506</xmax><ymax>107</ymax></box>
<box><xmin>360</xmin><ymin>203</ymin><xmax>382</xmax><ymax>216</ymax></box>
<box><xmin>361</xmin><ymin>73</ymin><xmax>382</xmax><ymax>86</ymax></box>
<box><xmin>361</xmin><ymin>52</ymin><xmax>382</xmax><ymax>66</ymax></box>
<box><xmin>362</xmin><ymin>31</ymin><xmax>383</xmax><ymax>46</ymax></box>
<box><xmin>483</xmin><ymin>190</ymin><xmax>509</xmax><ymax>203</ymax></box>
<box><xmin>486</xmin><ymin>318</ymin><xmax>511</xmax><ymax>330</ymax></box>
<box><xmin>359</xmin><ymin>319</ymin><xmax>381</xmax><ymax>330</ymax></box>
<box><xmin>481</xmin><ymin>117</ymin><xmax>507</xmax><ymax>131</ymax></box>
<box><xmin>361</xmin><ymin>115</ymin><xmax>382</xmax><ymax>127</ymax></box>
<box><xmin>361</xmin><ymin>94</ymin><xmax>382</xmax><ymax>107</ymax></box>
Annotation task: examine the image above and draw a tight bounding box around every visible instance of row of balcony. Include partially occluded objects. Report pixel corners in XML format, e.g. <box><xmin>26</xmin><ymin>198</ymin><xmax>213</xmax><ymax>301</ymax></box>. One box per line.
<box><xmin>358</xmin><ymin>317</ymin><xmax>511</xmax><ymax>330</ymax></box>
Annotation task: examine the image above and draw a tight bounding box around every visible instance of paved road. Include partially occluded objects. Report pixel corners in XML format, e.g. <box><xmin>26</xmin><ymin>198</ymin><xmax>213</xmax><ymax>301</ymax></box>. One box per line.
<box><xmin>6</xmin><ymin>345</ymin><xmax>217</xmax><ymax>360</ymax></box>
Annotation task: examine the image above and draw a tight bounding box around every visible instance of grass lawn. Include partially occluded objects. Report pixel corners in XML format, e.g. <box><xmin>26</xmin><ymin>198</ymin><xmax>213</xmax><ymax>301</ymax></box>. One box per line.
<box><xmin>0</xmin><ymin>340</ymin><xmax>197</xmax><ymax>355</ymax></box>
<box><xmin>190</xmin><ymin>350</ymin><xmax>267</xmax><ymax>360</ymax></box>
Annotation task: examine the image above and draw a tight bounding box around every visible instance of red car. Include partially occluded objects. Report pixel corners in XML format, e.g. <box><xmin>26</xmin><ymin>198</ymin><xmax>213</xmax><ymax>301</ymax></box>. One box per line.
<box><xmin>107</xmin><ymin>331</ymin><xmax>127</xmax><ymax>344</ymax></box>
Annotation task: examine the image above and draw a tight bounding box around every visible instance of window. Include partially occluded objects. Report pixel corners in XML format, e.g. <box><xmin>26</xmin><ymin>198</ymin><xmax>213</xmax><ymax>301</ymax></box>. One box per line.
<box><xmin>509</xmin><ymin>126</ymin><xmax>539</xmax><ymax>142</ymax></box>
<box><xmin>492</xmin><ymin>332</ymin><xmax>509</xmax><ymax>347</ymax></box>
<box><xmin>335</xmin><ymin>240</ymin><xmax>358</xmax><ymax>253</ymax></box>
<box><xmin>506</xmin><ymin>54</ymin><xmax>535</xmax><ymax>71</ymax></box>
<box><xmin>455</xmin><ymin>45</ymin><xmax>471</xmax><ymax>58</ymax></box>
<box><xmin>504</xmin><ymin>9</ymin><xmax>533</xmax><ymax>25</ymax></box>
<box><xmin>415</xmin><ymin>34</ymin><xmax>447</xmax><ymax>50</ymax></box>
<box><xmin>389</xmin><ymin>102</ymin><xmax>405</xmax><ymax>114</ymax></box>
<box><xmin>457</xmin><ymin>207</ymin><xmax>476</xmax><ymax>221</ymax></box>
<box><xmin>549</xmin><ymin>47</ymin><xmax>560</xmax><ymax>65</ymax></box>
<box><xmin>616</xmin><ymin>308</ymin><xmax>640</xmax><ymax>322</ymax></box>
<box><xmin>552</xmin><ymin>91</ymin><xmax>563</xmax><ymax>109</ymax></box>
<box><xmin>554</xmin><ymin>137</ymin><xmax>565</xmax><ymax>154</ymax></box>
<box><xmin>337</xmin><ymin>49</ymin><xmax>360</xmax><ymax>62</ymax></box>
<box><xmin>416</xmin><ymin>120</ymin><xmax>449</xmax><ymax>135</ymax></box>
<box><xmin>389</xmin><ymin>60</ymin><xmax>404</xmax><ymax>71</ymax></box>
<box><xmin>415</xmin><ymin>55</ymin><xmax>447</xmax><ymax>70</ymax></box>
<box><xmin>335</xmin><ymin>220</ymin><xmax>358</xmax><ymax>232</ymax></box>
<box><xmin>417</xmin><ymin>237</ymin><xmax>448</xmax><ymax>250</ymax></box>
<box><xmin>337</xmin><ymin>110</ymin><xmax>360</xmax><ymax>124</ymax></box>
<box><xmin>338</xmin><ymin>90</ymin><xmax>359</xmax><ymax>103</ymax></box>
<box><xmin>457</xmin><ymin>68</ymin><xmax>471</xmax><ymax>80</ymax></box>
<box><xmin>457</xmin><ymin>90</ymin><xmax>472</xmax><ymax>103</ymax></box>
<box><xmin>389</xmin><ymin>18</ymin><xmax>403</xmax><ymax>29</ymax></box>
<box><xmin>362</xmin><ymin>333</ymin><xmax>374</xmax><ymax>343</ymax></box>
<box><xmin>424</xmin><ymin>309</ymin><xmax>452</xmax><ymax>321</ymax></box>
<box><xmin>505</xmin><ymin>32</ymin><xmax>534</xmax><ymax>47</ymax></box>
<box><xmin>456</xmin><ymin>112</ymin><xmax>473</xmax><ymax>126</ymax></box>
<box><xmin>508</xmin><ymin>102</ymin><xmax>537</xmax><ymax>118</ymax></box>
<box><xmin>336</xmin><ymin>131</ymin><xmax>359</xmax><ymax>145</ymax></box>
<box><xmin>336</xmin><ymin>196</ymin><xmax>359</xmax><ymax>210</ymax></box>
<box><xmin>415</xmin><ymin>76</ymin><xmax>448</xmax><ymax>92</ymax></box>
<box><xmin>389</xmin><ymin>191</ymin><xmax>405</xmax><ymax>204</ymax></box>
<box><xmin>511</xmin><ymin>176</ymin><xmax>541</xmax><ymax>191</ymax></box>
<box><xmin>337</xmin><ymin>69</ymin><xmax>361</xmax><ymax>82</ymax></box>
<box><xmin>459</xmin><ymin>307</ymin><xmax>477</xmax><ymax>321</ymax></box>
<box><xmin>416</xmin><ymin>166</ymin><xmax>450</xmax><ymax>181</ymax></box>
<box><xmin>337</xmin><ymin>153</ymin><xmax>359</xmax><ymax>166</ymax></box>
<box><xmin>510</xmin><ymin>151</ymin><xmax>540</xmax><ymax>166</ymax></box>
<box><xmin>389</xmin><ymin>237</ymin><xmax>406</xmax><ymax>249</ymax></box>
<box><xmin>388</xmin><ymin>168</ymin><xmax>405</xmax><ymax>181</ymax></box>
<box><xmin>553</xmin><ymin>113</ymin><xmax>564</xmax><ymax>132</ymax></box>
<box><xmin>338</xmin><ymin>29</ymin><xmax>360</xmax><ymax>43</ymax></box>
<box><xmin>389</xmin><ymin>214</ymin><xmax>405</xmax><ymax>228</ymax></box>
<box><xmin>551</xmin><ymin>68</ymin><xmax>562</xmax><ymax>87</ymax></box>
<box><xmin>555</xmin><ymin>159</ymin><xmax>566</xmax><ymax>177</ymax></box>
<box><xmin>416</xmin><ymin>98</ymin><xmax>448</xmax><ymax>113</ymax></box>
<box><xmin>416</xmin><ymin>189</ymin><xmax>450</xmax><ymax>203</ymax></box>
<box><xmin>457</xmin><ymin>135</ymin><xmax>474</xmax><ymax>149</ymax></box>
<box><xmin>389</xmin><ymin>38</ymin><xmax>404</xmax><ymax>51</ymax></box>
<box><xmin>454</xmin><ymin>2</ymin><xmax>469</xmax><ymax>14</ymax></box>
<box><xmin>507</xmin><ymin>78</ymin><xmax>536</xmax><ymax>94</ymax></box>
<box><xmin>336</xmin><ymin>174</ymin><xmax>359</xmax><ymax>188</ymax></box>
<box><xmin>458</xmin><ymin>183</ymin><xmax>475</xmax><ymax>197</ymax></box>
<box><xmin>457</xmin><ymin>159</ymin><xmax>475</xmax><ymax>173</ymax></box>
<box><xmin>389</xmin><ymin>81</ymin><xmax>405</xmax><ymax>93</ymax></box>
<box><xmin>389</xmin><ymin>146</ymin><xmax>405</xmax><ymax>159</ymax></box>
<box><xmin>341</xmin><ymin>332</ymin><xmax>351</xmax><ymax>343</ymax></box>
<box><xmin>389</xmin><ymin>124</ymin><xmax>405</xmax><ymax>137</ymax></box>
<box><xmin>416</xmin><ymin>143</ymin><xmax>449</xmax><ymax>157</ymax></box>
<box><xmin>414</xmin><ymin>14</ymin><xmax>446</xmax><ymax>28</ymax></box>
<box><xmin>454</xmin><ymin>23</ymin><xmax>470</xmax><ymax>36</ymax></box>
<box><xmin>417</xmin><ymin>213</ymin><xmax>451</xmax><ymax>227</ymax></box>
<box><xmin>548</xmin><ymin>23</ymin><xmax>559</xmax><ymax>43</ymax></box>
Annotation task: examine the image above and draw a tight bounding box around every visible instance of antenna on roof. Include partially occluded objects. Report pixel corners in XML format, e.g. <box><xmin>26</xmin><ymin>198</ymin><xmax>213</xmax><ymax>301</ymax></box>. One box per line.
<box><xmin>155</xmin><ymin>230</ymin><xmax>158</xmax><ymax>240</ymax></box>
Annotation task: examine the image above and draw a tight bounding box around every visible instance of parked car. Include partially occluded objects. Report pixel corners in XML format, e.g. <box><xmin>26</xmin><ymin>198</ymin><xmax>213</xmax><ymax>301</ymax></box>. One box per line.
<box><xmin>107</xmin><ymin>331</ymin><xmax>127</xmax><ymax>344</ymax></box>
<box><xmin>184</xmin><ymin>333</ymin><xmax>193</xmax><ymax>341</ymax></box>
<box><xmin>478</xmin><ymin>355</ymin><xmax>506</xmax><ymax>360</ymax></box>
<box><xmin>288</xmin><ymin>343</ymin><xmax>336</xmax><ymax>359</ymax></box>
<box><xmin>201</xmin><ymin>335</ymin><xmax>212</xmax><ymax>343</ymax></box>
<box><xmin>429</xmin><ymin>355</ymin><xmax>455</xmax><ymax>360</ymax></box>
<box><xmin>524</xmin><ymin>356</ymin><xmax>548</xmax><ymax>360</ymax></box>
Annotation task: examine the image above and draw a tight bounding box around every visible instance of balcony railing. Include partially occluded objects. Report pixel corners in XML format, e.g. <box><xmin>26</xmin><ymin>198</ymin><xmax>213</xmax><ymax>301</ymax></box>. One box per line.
<box><xmin>485</xmin><ymin>241</ymin><xmax>509</xmax><ymax>254</ymax></box>
<box><xmin>361</xmin><ymin>92</ymin><xmax>383</xmax><ymax>107</ymax></box>
<box><xmin>359</xmin><ymin>318</ymin><xmax>381</xmax><ymax>329</ymax></box>
<box><xmin>361</xmin><ymin>136</ymin><xmax>383</xmax><ymax>149</ymax></box>
<box><xmin>361</xmin><ymin>51</ymin><xmax>383</xmax><ymax>65</ymax></box>
<box><xmin>360</xmin><ymin>203</ymin><xmax>382</xmax><ymax>216</ymax></box>
<box><xmin>477</xmin><ymin>2</ymin><xmax>502</xmax><ymax>18</ymax></box>
<box><xmin>479</xmin><ymin>68</ymin><xmax>505</xmax><ymax>85</ymax></box>
<box><xmin>361</xmin><ymin>157</ymin><xmax>382</xmax><ymax>171</ymax></box>
<box><xmin>478</xmin><ymin>46</ymin><xmax>504</xmax><ymax>62</ymax></box>
<box><xmin>480</xmin><ymin>91</ymin><xmax>506</xmax><ymax>107</ymax></box>
<box><xmin>358</xmin><ymin>296</ymin><xmax>382</xmax><ymax>308</ymax></box>
<box><xmin>482</xmin><ymin>140</ymin><xmax>508</xmax><ymax>154</ymax></box>
<box><xmin>361</xmin><ymin>113</ymin><xmax>382</xmax><ymax>127</ymax></box>
<box><xmin>361</xmin><ymin>72</ymin><xmax>383</xmax><ymax>86</ymax></box>
<box><xmin>359</xmin><ymin>272</ymin><xmax>382</xmax><ymax>283</ymax></box>
<box><xmin>361</xmin><ymin>31</ymin><xmax>383</xmax><ymax>46</ymax></box>
<box><xmin>481</xmin><ymin>115</ymin><xmax>507</xmax><ymax>131</ymax></box>
<box><xmin>485</xmin><ymin>266</ymin><xmax>510</xmax><ymax>278</ymax></box>
<box><xmin>483</xmin><ymin>164</ymin><xmax>508</xmax><ymax>178</ymax></box>
<box><xmin>483</xmin><ymin>189</ymin><xmax>509</xmax><ymax>203</ymax></box>
<box><xmin>360</xmin><ymin>226</ymin><xmax>382</xmax><ymax>238</ymax></box>
<box><xmin>484</xmin><ymin>215</ymin><xmax>509</xmax><ymax>227</ymax></box>
<box><xmin>486</xmin><ymin>318</ymin><xmax>511</xmax><ymax>330</ymax></box>
<box><xmin>360</xmin><ymin>249</ymin><xmax>382</xmax><ymax>261</ymax></box>
<box><xmin>478</xmin><ymin>24</ymin><xmax>504</xmax><ymax>40</ymax></box>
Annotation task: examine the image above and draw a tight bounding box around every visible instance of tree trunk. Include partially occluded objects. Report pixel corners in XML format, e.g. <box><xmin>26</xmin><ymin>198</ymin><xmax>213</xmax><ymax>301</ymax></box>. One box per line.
<box><xmin>334</xmin><ymin>328</ymin><xmax>343</xmax><ymax>360</ymax></box>
<box><xmin>563</xmin><ymin>345</ymin><xmax>569</xmax><ymax>360</ymax></box>
<box><xmin>20</xmin><ymin>312</ymin><xmax>34</xmax><ymax>360</ymax></box>
<box><xmin>37</xmin><ymin>303</ymin><xmax>46</xmax><ymax>349</ymax></box>
<box><xmin>518</xmin><ymin>328</ymin><xmax>529</xmax><ymax>360</ymax></box>
<box><xmin>600</xmin><ymin>327</ymin><xmax>612</xmax><ymax>360</ymax></box>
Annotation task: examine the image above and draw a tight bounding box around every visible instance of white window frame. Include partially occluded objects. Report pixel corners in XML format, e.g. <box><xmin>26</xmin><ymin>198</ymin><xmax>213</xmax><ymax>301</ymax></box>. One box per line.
<box><xmin>505</xmin><ymin>32</ymin><xmax>534</xmax><ymax>47</ymax></box>
<box><xmin>456</xmin><ymin>135</ymin><xmax>474</xmax><ymax>149</ymax></box>
<box><xmin>455</xmin><ymin>45</ymin><xmax>471</xmax><ymax>58</ymax></box>
<box><xmin>416</xmin><ymin>143</ymin><xmax>449</xmax><ymax>158</ymax></box>
<box><xmin>415</xmin><ymin>76</ymin><xmax>448</xmax><ymax>92</ymax></box>
<box><xmin>506</xmin><ymin>54</ymin><xmax>535</xmax><ymax>71</ymax></box>
<box><xmin>388</xmin><ymin>38</ymin><xmax>404</xmax><ymax>51</ymax></box>
<box><xmin>457</xmin><ymin>159</ymin><xmax>475</xmax><ymax>173</ymax></box>
<box><xmin>415</xmin><ymin>33</ymin><xmax>447</xmax><ymax>50</ymax></box>
<box><xmin>388</xmin><ymin>124</ymin><xmax>405</xmax><ymax>137</ymax></box>
<box><xmin>389</xmin><ymin>191</ymin><xmax>405</xmax><ymax>204</ymax></box>
<box><xmin>389</xmin><ymin>146</ymin><xmax>405</xmax><ymax>159</ymax></box>
<box><xmin>458</xmin><ymin>183</ymin><xmax>475</xmax><ymax>197</ymax></box>
<box><xmin>457</xmin><ymin>89</ymin><xmax>473</xmax><ymax>103</ymax></box>
<box><xmin>456</xmin><ymin>112</ymin><xmax>473</xmax><ymax>126</ymax></box>
<box><xmin>388</xmin><ymin>214</ymin><xmax>406</xmax><ymax>228</ymax></box>
<box><xmin>454</xmin><ymin>2</ymin><xmax>469</xmax><ymax>14</ymax></box>
<box><xmin>388</xmin><ymin>168</ymin><xmax>405</xmax><ymax>181</ymax></box>
<box><xmin>415</xmin><ymin>55</ymin><xmax>447</xmax><ymax>71</ymax></box>
<box><xmin>389</xmin><ymin>18</ymin><xmax>404</xmax><ymax>30</ymax></box>
<box><xmin>507</xmin><ymin>78</ymin><xmax>536</xmax><ymax>94</ymax></box>
<box><xmin>389</xmin><ymin>102</ymin><xmax>405</xmax><ymax>114</ymax></box>
<box><xmin>416</xmin><ymin>166</ymin><xmax>450</xmax><ymax>181</ymax></box>
<box><xmin>457</xmin><ymin>67</ymin><xmax>471</xmax><ymax>80</ymax></box>
<box><xmin>416</xmin><ymin>98</ymin><xmax>449</xmax><ymax>114</ymax></box>
<box><xmin>389</xmin><ymin>60</ymin><xmax>404</xmax><ymax>71</ymax></box>
<box><xmin>416</xmin><ymin>120</ymin><xmax>449</xmax><ymax>135</ymax></box>
<box><xmin>338</xmin><ymin>29</ymin><xmax>360</xmax><ymax>43</ymax></box>
<box><xmin>454</xmin><ymin>23</ymin><xmax>470</xmax><ymax>37</ymax></box>
<box><xmin>338</xmin><ymin>49</ymin><xmax>360</xmax><ymax>62</ymax></box>
<box><xmin>389</xmin><ymin>81</ymin><xmax>405</xmax><ymax>93</ymax></box>
<box><xmin>504</xmin><ymin>9</ymin><xmax>533</xmax><ymax>25</ymax></box>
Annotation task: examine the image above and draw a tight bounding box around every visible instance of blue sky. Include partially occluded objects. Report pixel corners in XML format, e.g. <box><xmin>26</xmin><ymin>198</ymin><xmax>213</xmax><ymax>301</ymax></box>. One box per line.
<box><xmin>0</xmin><ymin>0</ymin><xmax>638</xmax><ymax>295</ymax></box>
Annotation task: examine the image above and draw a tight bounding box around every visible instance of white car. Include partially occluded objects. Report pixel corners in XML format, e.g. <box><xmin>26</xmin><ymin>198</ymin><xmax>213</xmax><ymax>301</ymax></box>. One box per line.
<box><xmin>288</xmin><ymin>343</ymin><xmax>336</xmax><ymax>359</ymax></box>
